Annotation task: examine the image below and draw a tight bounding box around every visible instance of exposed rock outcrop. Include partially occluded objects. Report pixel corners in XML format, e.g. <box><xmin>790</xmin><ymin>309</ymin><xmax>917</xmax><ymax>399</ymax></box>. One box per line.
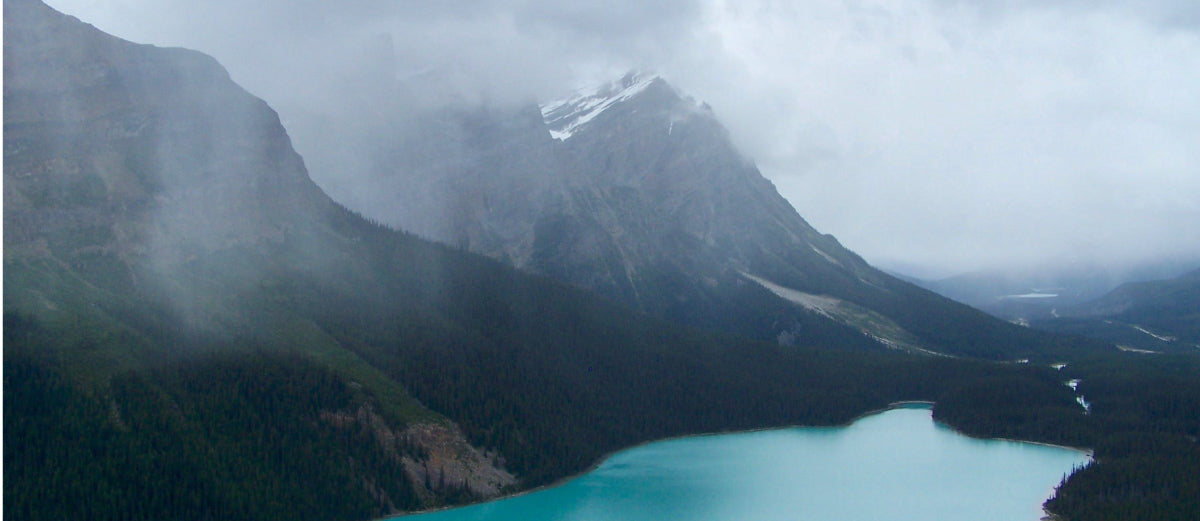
<box><xmin>401</xmin><ymin>422</ymin><xmax>516</xmax><ymax>500</ymax></box>
<box><xmin>321</xmin><ymin>403</ymin><xmax>516</xmax><ymax>508</ymax></box>
<box><xmin>4</xmin><ymin>0</ymin><xmax>330</xmax><ymax>268</ymax></box>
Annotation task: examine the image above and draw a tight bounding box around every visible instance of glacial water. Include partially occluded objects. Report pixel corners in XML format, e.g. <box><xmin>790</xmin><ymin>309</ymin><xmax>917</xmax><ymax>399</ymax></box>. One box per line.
<box><xmin>396</xmin><ymin>405</ymin><xmax>1090</xmax><ymax>521</ymax></box>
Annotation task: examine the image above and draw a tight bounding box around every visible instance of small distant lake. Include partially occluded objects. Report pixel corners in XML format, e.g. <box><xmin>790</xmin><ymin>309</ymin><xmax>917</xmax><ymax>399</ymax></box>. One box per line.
<box><xmin>396</xmin><ymin>405</ymin><xmax>1090</xmax><ymax>521</ymax></box>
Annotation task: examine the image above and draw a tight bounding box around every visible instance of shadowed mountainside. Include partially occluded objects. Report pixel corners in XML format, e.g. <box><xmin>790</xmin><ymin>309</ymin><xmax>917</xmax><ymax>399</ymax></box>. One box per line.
<box><xmin>3</xmin><ymin>2</ymin><xmax>1068</xmax><ymax>517</ymax></box>
<box><xmin>1031</xmin><ymin>267</ymin><xmax>1200</xmax><ymax>353</ymax></box>
<box><xmin>295</xmin><ymin>71</ymin><xmax>1080</xmax><ymax>361</ymax></box>
<box><xmin>6</xmin><ymin>2</ymin><xmax>1197</xmax><ymax>521</ymax></box>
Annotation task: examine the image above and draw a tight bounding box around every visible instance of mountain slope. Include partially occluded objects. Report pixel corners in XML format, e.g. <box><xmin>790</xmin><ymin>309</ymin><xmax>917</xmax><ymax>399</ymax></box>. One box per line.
<box><xmin>907</xmin><ymin>260</ymin><xmax>1200</xmax><ymax>324</ymax></box>
<box><xmin>3</xmin><ymin>0</ymin><xmax>512</xmax><ymax>514</ymax></box>
<box><xmin>1032</xmin><ymin>268</ymin><xmax>1200</xmax><ymax>352</ymax></box>
<box><xmin>331</xmin><ymin>72</ymin><xmax>1070</xmax><ymax>360</ymax></box>
<box><xmin>5</xmin><ymin>2</ymin><xmax>1079</xmax><ymax>519</ymax></box>
<box><xmin>8</xmin><ymin>4</ymin><xmax>1199</xmax><ymax>521</ymax></box>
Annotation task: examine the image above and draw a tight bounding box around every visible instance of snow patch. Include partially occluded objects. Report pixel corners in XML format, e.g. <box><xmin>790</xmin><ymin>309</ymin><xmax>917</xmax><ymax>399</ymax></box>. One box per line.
<box><xmin>541</xmin><ymin>73</ymin><xmax>659</xmax><ymax>141</ymax></box>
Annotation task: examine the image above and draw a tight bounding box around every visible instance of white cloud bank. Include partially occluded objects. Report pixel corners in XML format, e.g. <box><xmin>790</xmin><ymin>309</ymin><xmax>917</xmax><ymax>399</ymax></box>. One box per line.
<box><xmin>45</xmin><ymin>0</ymin><xmax>1200</xmax><ymax>277</ymax></box>
<box><xmin>673</xmin><ymin>1</ymin><xmax>1200</xmax><ymax>276</ymax></box>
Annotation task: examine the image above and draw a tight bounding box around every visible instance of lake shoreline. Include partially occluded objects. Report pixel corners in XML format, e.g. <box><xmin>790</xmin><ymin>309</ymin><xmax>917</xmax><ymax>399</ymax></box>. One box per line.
<box><xmin>387</xmin><ymin>401</ymin><xmax>931</xmax><ymax>519</ymax></box>
<box><xmin>385</xmin><ymin>400</ymin><xmax>1089</xmax><ymax>520</ymax></box>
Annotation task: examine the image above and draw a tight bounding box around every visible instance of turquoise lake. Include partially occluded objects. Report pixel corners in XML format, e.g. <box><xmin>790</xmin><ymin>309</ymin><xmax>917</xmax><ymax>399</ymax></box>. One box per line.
<box><xmin>396</xmin><ymin>405</ymin><xmax>1090</xmax><ymax>521</ymax></box>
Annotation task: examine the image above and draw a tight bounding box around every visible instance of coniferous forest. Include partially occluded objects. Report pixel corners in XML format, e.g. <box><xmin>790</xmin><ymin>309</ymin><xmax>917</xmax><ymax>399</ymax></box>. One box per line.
<box><xmin>6</xmin><ymin>224</ymin><xmax>1199</xmax><ymax>520</ymax></box>
<box><xmin>4</xmin><ymin>1</ymin><xmax>1199</xmax><ymax>520</ymax></box>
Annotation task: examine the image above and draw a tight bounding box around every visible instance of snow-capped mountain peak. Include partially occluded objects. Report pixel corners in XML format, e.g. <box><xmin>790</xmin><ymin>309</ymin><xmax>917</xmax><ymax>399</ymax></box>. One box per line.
<box><xmin>540</xmin><ymin>72</ymin><xmax>662</xmax><ymax>141</ymax></box>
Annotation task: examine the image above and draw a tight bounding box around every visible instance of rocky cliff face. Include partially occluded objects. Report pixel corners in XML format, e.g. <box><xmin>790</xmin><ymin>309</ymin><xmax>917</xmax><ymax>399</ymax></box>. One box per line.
<box><xmin>312</xmin><ymin>71</ymin><xmax>1052</xmax><ymax>358</ymax></box>
<box><xmin>546</xmin><ymin>74</ymin><xmax>886</xmax><ymax>295</ymax></box>
<box><xmin>4</xmin><ymin>0</ymin><xmax>329</xmax><ymax>268</ymax></box>
<box><xmin>318</xmin><ymin>73</ymin><xmax>913</xmax><ymax>350</ymax></box>
<box><xmin>4</xmin><ymin>0</ymin><xmax>514</xmax><ymax>507</ymax></box>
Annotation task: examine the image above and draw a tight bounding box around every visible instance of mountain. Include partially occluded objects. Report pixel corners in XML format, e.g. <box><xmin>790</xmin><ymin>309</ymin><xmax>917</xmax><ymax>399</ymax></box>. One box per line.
<box><xmin>909</xmin><ymin>260</ymin><xmax>1200</xmax><ymax>324</ymax></box>
<box><xmin>1030</xmin><ymin>267</ymin><xmax>1200</xmax><ymax>352</ymax></box>
<box><xmin>3</xmin><ymin>0</ymin><xmax>509</xmax><ymax>514</ymax></box>
<box><xmin>904</xmin><ymin>260</ymin><xmax>1200</xmax><ymax>352</ymax></box>
<box><xmin>5</xmin><ymin>2</ymin><xmax>1079</xmax><ymax>519</ymax></box>
<box><xmin>3</xmin><ymin>0</ymin><xmax>338</xmax><ymax>317</ymax></box>
<box><xmin>316</xmin><ymin>71</ymin><xmax>1068</xmax><ymax>360</ymax></box>
<box><xmin>9</xmin><ymin>3</ymin><xmax>1199</xmax><ymax>521</ymax></box>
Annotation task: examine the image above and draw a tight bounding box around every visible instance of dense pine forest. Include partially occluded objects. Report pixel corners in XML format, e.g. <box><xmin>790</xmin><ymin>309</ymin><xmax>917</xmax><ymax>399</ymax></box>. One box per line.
<box><xmin>5</xmin><ymin>1</ymin><xmax>1199</xmax><ymax>519</ymax></box>
<box><xmin>7</xmin><ymin>252</ymin><xmax>1200</xmax><ymax>521</ymax></box>
<box><xmin>4</xmin><ymin>170</ymin><xmax>1198</xmax><ymax>520</ymax></box>
<box><xmin>4</xmin><ymin>343</ymin><xmax>422</xmax><ymax>521</ymax></box>
<box><xmin>936</xmin><ymin>351</ymin><xmax>1200</xmax><ymax>521</ymax></box>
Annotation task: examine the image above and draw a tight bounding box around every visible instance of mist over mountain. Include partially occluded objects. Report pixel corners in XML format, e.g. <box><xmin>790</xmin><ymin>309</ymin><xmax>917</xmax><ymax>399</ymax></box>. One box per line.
<box><xmin>909</xmin><ymin>259</ymin><xmax>1200</xmax><ymax>323</ymax></box>
<box><xmin>3</xmin><ymin>1</ymin><xmax>1040</xmax><ymax>516</ymax></box>
<box><xmin>3</xmin><ymin>0</ymin><xmax>344</xmax><ymax>335</ymax></box>
<box><xmin>7</xmin><ymin>3</ymin><xmax>1200</xmax><ymax>521</ymax></box>
<box><xmin>43</xmin><ymin>0</ymin><xmax>1200</xmax><ymax>280</ymax></box>
<box><xmin>1026</xmin><ymin>267</ymin><xmax>1200</xmax><ymax>353</ymax></box>
<box><xmin>302</xmin><ymin>69</ymin><xmax>1067</xmax><ymax>360</ymax></box>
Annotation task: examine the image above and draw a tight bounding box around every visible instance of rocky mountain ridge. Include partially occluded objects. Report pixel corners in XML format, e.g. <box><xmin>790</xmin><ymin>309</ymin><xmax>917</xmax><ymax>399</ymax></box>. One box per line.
<box><xmin>325</xmin><ymin>68</ymin><xmax>1056</xmax><ymax>359</ymax></box>
<box><xmin>541</xmin><ymin>72</ymin><xmax>672</xmax><ymax>140</ymax></box>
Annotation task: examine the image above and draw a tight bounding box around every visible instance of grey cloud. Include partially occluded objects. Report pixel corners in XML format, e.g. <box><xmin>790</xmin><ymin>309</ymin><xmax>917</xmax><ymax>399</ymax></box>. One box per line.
<box><xmin>46</xmin><ymin>0</ymin><xmax>704</xmax><ymax>107</ymax></box>
<box><xmin>934</xmin><ymin>0</ymin><xmax>1200</xmax><ymax>30</ymax></box>
<box><xmin>513</xmin><ymin>0</ymin><xmax>704</xmax><ymax>41</ymax></box>
<box><xmin>42</xmin><ymin>0</ymin><xmax>1200</xmax><ymax>277</ymax></box>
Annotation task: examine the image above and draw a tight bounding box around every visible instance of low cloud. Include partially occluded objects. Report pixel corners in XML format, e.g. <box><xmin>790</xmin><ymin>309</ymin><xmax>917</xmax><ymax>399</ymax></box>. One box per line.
<box><xmin>46</xmin><ymin>0</ymin><xmax>1200</xmax><ymax>276</ymax></box>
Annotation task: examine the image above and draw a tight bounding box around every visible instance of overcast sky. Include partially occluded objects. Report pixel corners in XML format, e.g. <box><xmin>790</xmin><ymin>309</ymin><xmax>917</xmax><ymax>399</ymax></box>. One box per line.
<box><xmin>46</xmin><ymin>0</ymin><xmax>1200</xmax><ymax>278</ymax></box>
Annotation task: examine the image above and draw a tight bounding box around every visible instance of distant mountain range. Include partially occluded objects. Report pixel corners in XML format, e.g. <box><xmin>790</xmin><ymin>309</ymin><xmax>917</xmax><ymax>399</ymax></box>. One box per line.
<box><xmin>907</xmin><ymin>260</ymin><xmax>1199</xmax><ymax>320</ymax></box>
<box><xmin>1031</xmin><ymin>267</ymin><xmax>1200</xmax><ymax>353</ymax></box>
<box><xmin>906</xmin><ymin>263</ymin><xmax>1200</xmax><ymax>353</ymax></box>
